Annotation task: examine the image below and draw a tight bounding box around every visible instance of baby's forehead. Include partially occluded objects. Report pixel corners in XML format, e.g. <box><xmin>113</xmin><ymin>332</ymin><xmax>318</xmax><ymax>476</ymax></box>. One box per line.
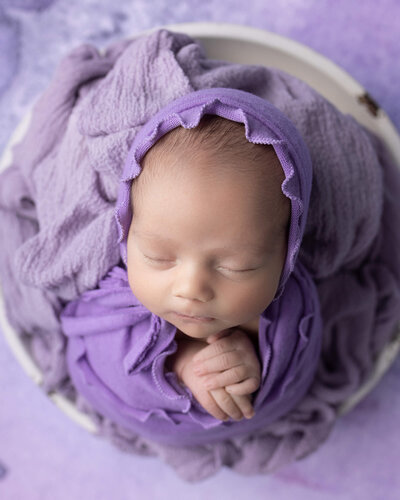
<box><xmin>131</xmin><ymin>151</ymin><xmax>289</xmax><ymax>245</ymax></box>
<box><xmin>131</xmin><ymin>117</ymin><xmax>290</xmax><ymax>231</ymax></box>
<box><xmin>133</xmin><ymin>142</ymin><xmax>286</xmax><ymax>209</ymax></box>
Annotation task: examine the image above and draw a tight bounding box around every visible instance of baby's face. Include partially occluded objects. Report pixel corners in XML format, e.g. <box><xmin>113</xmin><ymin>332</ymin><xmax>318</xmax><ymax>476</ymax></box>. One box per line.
<box><xmin>126</xmin><ymin>150</ymin><xmax>288</xmax><ymax>340</ymax></box>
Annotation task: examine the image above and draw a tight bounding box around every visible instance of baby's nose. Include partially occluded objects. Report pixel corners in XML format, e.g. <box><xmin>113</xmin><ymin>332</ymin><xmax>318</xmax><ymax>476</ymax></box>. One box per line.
<box><xmin>172</xmin><ymin>264</ymin><xmax>214</xmax><ymax>303</ymax></box>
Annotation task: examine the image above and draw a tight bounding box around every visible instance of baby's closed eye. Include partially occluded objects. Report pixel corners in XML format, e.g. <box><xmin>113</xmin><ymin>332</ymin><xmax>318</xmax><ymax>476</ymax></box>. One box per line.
<box><xmin>216</xmin><ymin>266</ymin><xmax>258</xmax><ymax>274</ymax></box>
<box><xmin>143</xmin><ymin>254</ymin><xmax>173</xmax><ymax>263</ymax></box>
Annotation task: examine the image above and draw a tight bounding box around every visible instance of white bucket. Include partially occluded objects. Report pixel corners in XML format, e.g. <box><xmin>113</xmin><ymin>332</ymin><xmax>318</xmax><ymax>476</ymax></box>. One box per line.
<box><xmin>1</xmin><ymin>22</ymin><xmax>400</xmax><ymax>433</ymax></box>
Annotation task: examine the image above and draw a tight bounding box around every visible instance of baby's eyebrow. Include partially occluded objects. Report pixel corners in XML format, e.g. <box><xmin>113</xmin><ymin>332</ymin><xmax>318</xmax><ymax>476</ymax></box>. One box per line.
<box><xmin>132</xmin><ymin>228</ymin><xmax>273</xmax><ymax>256</ymax></box>
<box><xmin>132</xmin><ymin>229</ymin><xmax>171</xmax><ymax>241</ymax></box>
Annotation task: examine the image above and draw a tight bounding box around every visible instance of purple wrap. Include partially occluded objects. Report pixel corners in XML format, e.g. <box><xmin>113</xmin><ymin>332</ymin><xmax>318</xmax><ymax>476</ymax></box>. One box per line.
<box><xmin>60</xmin><ymin>88</ymin><xmax>322</xmax><ymax>445</ymax></box>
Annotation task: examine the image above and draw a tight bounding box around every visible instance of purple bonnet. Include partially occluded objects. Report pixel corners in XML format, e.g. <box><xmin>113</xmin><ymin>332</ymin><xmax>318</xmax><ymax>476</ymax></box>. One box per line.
<box><xmin>115</xmin><ymin>87</ymin><xmax>313</xmax><ymax>300</ymax></box>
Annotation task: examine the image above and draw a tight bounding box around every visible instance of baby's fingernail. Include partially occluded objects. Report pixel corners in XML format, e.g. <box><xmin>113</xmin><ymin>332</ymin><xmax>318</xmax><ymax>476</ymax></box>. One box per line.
<box><xmin>233</xmin><ymin>414</ymin><xmax>243</xmax><ymax>421</ymax></box>
<box><xmin>245</xmin><ymin>410</ymin><xmax>255</xmax><ymax>419</ymax></box>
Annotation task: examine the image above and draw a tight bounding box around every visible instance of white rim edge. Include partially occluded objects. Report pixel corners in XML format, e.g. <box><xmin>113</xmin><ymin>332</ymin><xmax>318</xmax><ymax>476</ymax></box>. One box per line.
<box><xmin>164</xmin><ymin>22</ymin><xmax>365</xmax><ymax>93</ymax></box>
<box><xmin>0</xmin><ymin>285</ymin><xmax>43</xmax><ymax>386</ymax></box>
<box><xmin>49</xmin><ymin>392</ymin><xmax>98</xmax><ymax>433</ymax></box>
<box><xmin>0</xmin><ymin>104</ymin><xmax>33</xmax><ymax>171</ymax></box>
<box><xmin>338</xmin><ymin>323</ymin><xmax>400</xmax><ymax>416</ymax></box>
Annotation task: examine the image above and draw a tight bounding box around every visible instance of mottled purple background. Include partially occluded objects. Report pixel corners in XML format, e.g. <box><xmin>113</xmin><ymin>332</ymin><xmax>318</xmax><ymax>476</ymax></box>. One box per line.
<box><xmin>1</xmin><ymin>1</ymin><xmax>399</xmax><ymax>498</ymax></box>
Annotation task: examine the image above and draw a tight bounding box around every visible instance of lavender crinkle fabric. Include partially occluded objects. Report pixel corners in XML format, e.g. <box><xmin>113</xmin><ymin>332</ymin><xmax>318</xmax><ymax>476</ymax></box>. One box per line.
<box><xmin>0</xmin><ymin>29</ymin><xmax>399</xmax><ymax>481</ymax></box>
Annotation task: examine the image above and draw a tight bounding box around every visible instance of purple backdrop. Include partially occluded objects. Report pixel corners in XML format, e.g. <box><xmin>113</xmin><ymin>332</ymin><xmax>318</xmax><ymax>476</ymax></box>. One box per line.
<box><xmin>1</xmin><ymin>1</ymin><xmax>399</xmax><ymax>498</ymax></box>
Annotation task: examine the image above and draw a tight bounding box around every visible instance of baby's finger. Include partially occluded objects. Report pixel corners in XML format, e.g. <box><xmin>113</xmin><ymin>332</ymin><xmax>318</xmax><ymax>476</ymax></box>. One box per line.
<box><xmin>196</xmin><ymin>390</ymin><xmax>229</xmax><ymax>422</ymax></box>
<box><xmin>230</xmin><ymin>394</ymin><xmax>255</xmax><ymax>419</ymax></box>
<box><xmin>192</xmin><ymin>337</ymin><xmax>236</xmax><ymax>363</ymax></box>
<box><xmin>193</xmin><ymin>350</ymin><xmax>242</xmax><ymax>376</ymax></box>
<box><xmin>225</xmin><ymin>377</ymin><xmax>261</xmax><ymax>396</ymax></box>
<box><xmin>201</xmin><ymin>365</ymin><xmax>248</xmax><ymax>390</ymax></box>
<box><xmin>210</xmin><ymin>388</ymin><xmax>244</xmax><ymax>421</ymax></box>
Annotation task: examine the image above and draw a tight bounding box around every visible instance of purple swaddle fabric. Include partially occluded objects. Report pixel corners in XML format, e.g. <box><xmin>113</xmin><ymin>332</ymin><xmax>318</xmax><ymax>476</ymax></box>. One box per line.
<box><xmin>0</xmin><ymin>29</ymin><xmax>399</xmax><ymax>481</ymax></box>
<box><xmin>60</xmin><ymin>88</ymin><xmax>323</xmax><ymax>445</ymax></box>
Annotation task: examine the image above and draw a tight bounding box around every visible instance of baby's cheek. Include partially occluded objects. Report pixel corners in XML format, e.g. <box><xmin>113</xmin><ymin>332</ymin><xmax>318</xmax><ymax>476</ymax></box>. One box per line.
<box><xmin>128</xmin><ymin>266</ymin><xmax>147</xmax><ymax>297</ymax></box>
<box><xmin>229</xmin><ymin>279</ymin><xmax>275</xmax><ymax>320</ymax></box>
<box><xmin>127</xmin><ymin>264</ymin><xmax>163</xmax><ymax>313</ymax></box>
<box><xmin>223</xmin><ymin>291</ymin><xmax>263</xmax><ymax>323</ymax></box>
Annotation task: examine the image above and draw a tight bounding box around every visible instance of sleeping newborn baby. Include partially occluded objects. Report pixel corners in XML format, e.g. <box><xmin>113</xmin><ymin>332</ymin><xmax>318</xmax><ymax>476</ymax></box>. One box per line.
<box><xmin>60</xmin><ymin>87</ymin><xmax>322</xmax><ymax>446</ymax></box>
<box><xmin>127</xmin><ymin>113</ymin><xmax>290</xmax><ymax>422</ymax></box>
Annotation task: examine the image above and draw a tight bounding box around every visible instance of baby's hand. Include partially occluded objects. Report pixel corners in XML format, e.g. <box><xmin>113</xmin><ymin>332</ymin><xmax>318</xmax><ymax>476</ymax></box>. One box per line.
<box><xmin>177</xmin><ymin>343</ymin><xmax>237</xmax><ymax>422</ymax></box>
<box><xmin>192</xmin><ymin>328</ymin><xmax>261</xmax><ymax>419</ymax></box>
<box><xmin>192</xmin><ymin>328</ymin><xmax>261</xmax><ymax>396</ymax></box>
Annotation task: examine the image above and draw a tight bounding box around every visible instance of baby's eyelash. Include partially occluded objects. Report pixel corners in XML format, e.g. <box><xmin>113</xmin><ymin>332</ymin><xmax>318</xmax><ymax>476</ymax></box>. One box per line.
<box><xmin>143</xmin><ymin>255</ymin><xmax>171</xmax><ymax>263</ymax></box>
<box><xmin>218</xmin><ymin>266</ymin><xmax>256</xmax><ymax>273</ymax></box>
